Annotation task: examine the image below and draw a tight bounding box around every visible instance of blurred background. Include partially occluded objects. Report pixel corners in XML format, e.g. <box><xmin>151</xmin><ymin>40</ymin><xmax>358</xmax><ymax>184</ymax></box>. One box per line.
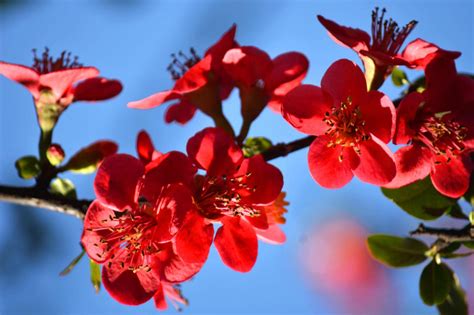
<box><xmin>0</xmin><ymin>0</ymin><xmax>473</xmax><ymax>314</ymax></box>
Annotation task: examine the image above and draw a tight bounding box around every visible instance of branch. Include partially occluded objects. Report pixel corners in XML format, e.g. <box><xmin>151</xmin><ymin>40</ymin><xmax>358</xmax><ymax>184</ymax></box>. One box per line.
<box><xmin>262</xmin><ymin>135</ymin><xmax>316</xmax><ymax>161</ymax></box>
<box><xmin>0</xmin><ymin>184</ymin><xmax>91</xmax><ymax>220</ymax></box>
<box><xmin>410</xmin><ymin>223</ymin><xmax>474</xmax><ymax>242</ymax></box>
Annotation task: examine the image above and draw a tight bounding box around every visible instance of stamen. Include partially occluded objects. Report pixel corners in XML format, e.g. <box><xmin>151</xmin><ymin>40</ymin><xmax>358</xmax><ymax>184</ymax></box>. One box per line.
<box><xmin>167</xmin><ymin>47</ymin><xmax>201</xmax><ymax>81</ymax></box>
<box><xmin>32</xmin><ymin>47</ymin><xmax>82</xmax><ymax>74</ymax></box>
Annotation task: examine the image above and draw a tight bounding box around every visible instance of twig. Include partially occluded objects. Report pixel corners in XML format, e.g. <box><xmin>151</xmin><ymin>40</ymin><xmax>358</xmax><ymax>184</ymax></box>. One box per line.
<box><xmin>262</xmin><ymin>135</ymin><xmax>316</xmax><ymax>161</ymax></box>
<box><xmin>0</xmin><ymin>184</ymin><xmax>91</xmax><ymax>220</ymax></box>
<box><xmin>410</xmin><ymin>223</ymin><xmax>474</xmax><ymax>242</ymax></box>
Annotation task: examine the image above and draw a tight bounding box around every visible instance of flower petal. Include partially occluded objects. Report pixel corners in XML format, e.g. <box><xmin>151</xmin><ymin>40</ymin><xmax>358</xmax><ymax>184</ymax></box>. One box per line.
<box><xmin>308</xmin><ymin>135</ymin><xmax>357</xmax><ymax>188</ymax></box>
<box><xmin>73</xmin><ymin>77</ymin><xmax>122</xmax><ymax>101</ymax></box>
<box><xmin>282</xmin><ymin>84</ymin><xmax>333</xmax><ymax>135</ymax></box>
<box><xmin>102</xmin><ymin>268</ymin><xmax>157</xmax><ymax>306</ymax></box>
<box><xmin>164</xmin><ymin>100</ymin><xmax>197</xmax><ymax>125</ymax></box>
<box><xmin>394</xmin><ymin>92</ymin><xmax>425</xmax><ymax>145</ymax></box>
<box><xmin>39</xmin><ymin>67</ymin><xmax>99</xmax><ymax>99</ymax></box>
<box><xmin>222</xmin><ymin>46</ymin><xmax>272</xmax><ymax>87</ymax></box>
<box><xmin>265</xmin><ymin>52</ymin><xmax>309</xmax><ymax>92</ymax></box>
<box><xmin>136</xmin><ymin>130</ymin><xmax>162</xmax><ymax>164</ymax></box>
<box><xmin>158</xmin><ymin>243</ymin><xmax>204</xmax><ymax>283</ymax></box>
<box><xmin>255</xmin><ymin>224</ymin><xmax>286</xmax><ymax>245</ymax></box>
<box><xmin>317</xmin><ymin>15</ymin><xmax>370</xmax><ymax>52</ymax></box>
<box><xmin>402</xmin><ymin>38</ymin><xmax>461</xmax><ymax>70</ymax></box>
<box><xmin>94</xmin><ymin>154</ymin><xmax>144</xmax><ymax>210</ymax></box>
<box><xmin>214</xmin><ymin>217</ymin><xmax>258</xmax><ymax>272</ymax></box>
<box><xmin>186</xmin><ymin>127</ymin><xmax>243</xmax><ymax>176</ymax></box>
<box><xmin>424</xmin><ymin>57</ymin><xmax>457</xmax><ymax>111</ymax></box>
<box><xmin>360</xmin><ymin>91</ymin><xmax>395</xmax><ymax>143</ymax></box>
<box><xmin>175</xmin><ymin>212</ymin><xmax>214</xmax><ymax>263</ymax></box>
<box><xmin>321</xmin><ymin>59</ymin><xmax>367</xmax><ymax>107</ymax></box>
<box><xmin>153</xmin><ymin>284</ymin><xmax>168</xmax><ymax>310</ymax></box>
<box><xmin>384</xmin><ymin>144</ymin><xmax>432</xmax><ymax>188</ymax></box>
<box><xmin>205</xmin><ymin>24</ymin><xmax>238</xmax><ymax>66</ymax></box>
<box><xmin>431</xmin><ymin>155</ymin><xmax>472</xmax><ymax>198</ymax></box>
<box><xmin>174</xmin><ymin>55</ymin><xmax>212</xmax><ymax>93</ymax></box>
<box><xmin>246</xmin><ymin>210</ymin><xmax>269</xmax><ymax>230</ymax></box>
<box><xmin>353</xmin><ymin>136</ymin><xmax>396</xmax><ymax>186</ymax></box>
<box><xmin>128</xmin><ymin>90</ymin><xmax>181</xmax><ymax>109</ymax></box>
<box><xmin>0</xmin><ymin>61</ymin><xmax>40</xmax><ymax>97</ymax></box>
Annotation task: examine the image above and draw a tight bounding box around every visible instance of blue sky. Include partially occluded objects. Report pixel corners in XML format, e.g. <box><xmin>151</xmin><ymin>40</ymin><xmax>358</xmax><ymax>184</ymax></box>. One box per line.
<box><xmin>0</xmin><ymin>0</ymin><xmax>473</xmax><ymax>314</ymax></box>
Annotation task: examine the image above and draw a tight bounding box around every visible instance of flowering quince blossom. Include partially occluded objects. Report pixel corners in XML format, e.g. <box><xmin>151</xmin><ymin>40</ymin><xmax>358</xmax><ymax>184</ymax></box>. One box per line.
<box><xmin>385</xmin><ymin>57</ymin><xmax>474</xmax><ymax>198</ymax></box>
<box><xmin>222</xmin><ymin>46</ymin><xmax>309</xmax><ymax>140</ymax></box>
<box><xmin>174</xmin><ymin>127</ymin><xmax>286</xmax><ymax>272</ymax></box>
<box><xmin>282</xmin><ymin>59</ymin><xmax>396</xmax><ymax>188</ymax></box>
<box><xmin>0</xmin><ymin>48</ymin><xmax>122</xmax><ymax>132</ymax></box>
<box><xmin>81</xmin><ymin>152</ymin><xmax>209</xmax><ymax>308</ymax></box>
<box><xmin>128</xmin><ymin>25</ymin><xmax>238</xmax><ymax>134</ymax></box>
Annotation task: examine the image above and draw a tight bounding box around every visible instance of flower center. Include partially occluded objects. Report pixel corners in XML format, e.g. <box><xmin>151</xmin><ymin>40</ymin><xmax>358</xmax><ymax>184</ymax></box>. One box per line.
<box><xmin>32</xmin><ymin>48</ymin><xmax>82</xmax><ymax>74</ymax></box>
<box><xmin>323</xmin><ymin>98</ymin><xmax>370</xmax><ymax>157</ymax></box>
<box><xmin>196</xmin><ymin>173</ymin><xmax>260</xmax><ymax>219</ymax></box>
<box><xmin>416</xmin><ymin>113</ymin><xmax>467</xmax><ymax>160</ymax></box>
<box><xmin>370</xmin><ymin>7</ymin><xmax>417</xmax><ymax>55</ymax></box>
<box><xmin>167</xmin><ymin>48</ymin><xmax>201</xmax><ymax>81</ymax></box>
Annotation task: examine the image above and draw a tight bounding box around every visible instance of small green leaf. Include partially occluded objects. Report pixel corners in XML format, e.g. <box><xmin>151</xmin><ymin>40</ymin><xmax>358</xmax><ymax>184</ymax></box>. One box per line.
<box><xmin>62</xmin><ymin>141</ymin><xmax>118</xmax><ymax>174</ymax></box>
<box><xmin>243</xmin><ymin>137</ymin><xmax>273</xmax><ymax>157</ymax></box>
<box><xmin>59</xmin><ymin>250</ymin><xmax>85</xmax><ymax>276</ymax></box>
<box><xmin>382</xmin><ymin>178</ymin><xmax>456</xmax><ymax>220</ymax></box>
<box><xmin>15</xmin><ymin>156</ymin><xmax>41</xmax><ymax>180</ymax></box>
<box><xmin>419</xmin><ymin>260</ymin><xmax>453</xmax><ymax>305</ymax></box>
<box><xmin>90</xmin><ymin>260</ymin><xmax>101</xmax><ymax>294</ymax></box>
<box><xmin>447</xmin><ymin>203</ymin><xmax>468</xmax><ymax>220</ymax></box>
<box><xmin>367</xmin><ymin>234</ymin><xmax>428</xmax><ymax>267</ymax></box>
<box><xmin>462</xmin><ymin>241</ymin><xmax>474</xmax><ymax>249</ymax></box>
<box><xmin>437</xmin><ymin>273</ymin><xmax>468</xmax><ymax>315</ymax></box>
<box><xmin>50</xmin><ymin>178</ymin><xmax>77</xmax><ymax>199</ymax></box>
<box><xmin>438</xmin><ymin>243</ymin><xmax>461</xmax><ymax>255</ymax></box>
<box><xmin>391</xmin><ymin>67</ymin><xmax>409</xmax><ymax>87</ymax></box>
<box><xmin>469</xmin><ymin>212</ymin><xmax>474</xmax><ymax>225</ymax></box>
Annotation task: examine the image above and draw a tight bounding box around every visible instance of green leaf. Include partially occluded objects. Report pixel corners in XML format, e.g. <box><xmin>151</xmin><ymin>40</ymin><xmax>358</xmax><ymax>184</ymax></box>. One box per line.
<box><xmin>367</xmin><ymin>234</ymin><xmax>428</xmax><ymax>267</ymax></box>
<box><xmin>447</xmin><ymin>203</ymin><xmax>468</xmax><ymax>220</ymax></box>
<box><xmin>469</xmin><ymin>212</ymin><xmax>474</xmax><ymax>225</ymax></box>
<box><xmin>243</xmin><ymin>137</ymin><xmax>273</xmax><ymax>157</ymax></box>
<box><xmin>90</xmin><ymin>260</ymin><xmax>101</xmax><ymax>294</ymax></box>
<box><xmin>391</xmin><ymin>67</ymin><xmax>409</xmax><ymax>87</ymax></box>
<box><xmin>437</xmin><ymin>273</ymin><xmax>469</xmax><ymax>315</ymax></box>
<box><xmin>419</xmin><ymin>260</ymin><xmax>453</xmax><ymax>305</ymax></box>
<box><xmin>382</xmin><ymin>178</ymin><xmax>456</xmax><ymax>220</ymax></box>
<box><xmin>59</xmin><ymin>250</ymin><xmax>85</xmax><ymax>276</ymax></box>
<box><xmin>49</xmin><ymin>178</ymin><xmax>77</xmax><ymax>199</ymax></box>
<box><xmin>462</xmin><ymin>241</ymin><xmax>474</xmax><ymax>249</ymax></box>
<box><xmin>438</xmin><ymin>243</ymin><xmax>461</xmax><ymax>255</ymax></box>
<box><xmin>15</xmin><ymin>156</ymin><xmax>41</xmax><ymax>180</ymax></box>
<box><xmin>62</xmin><ymin>141</ymin><xmax>118</xmax><ymax>174</ymax></box>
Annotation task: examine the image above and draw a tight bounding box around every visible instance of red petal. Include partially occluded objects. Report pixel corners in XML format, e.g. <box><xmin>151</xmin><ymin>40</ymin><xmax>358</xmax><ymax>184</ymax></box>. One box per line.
<box><xmin>321</xmin><ymin>59</ymin><xmax>367</xmax><ymax>107</ymax></box>
<box><xmin>73</xmin><ymin>77</ymin><xmax>122</xmax><ymax>101</ymax></box>
<box><xmin>282</xmin><ymin>84</ymin><xmax>333</xmax><ymax>135</ymax></box>
<box><xmin>360</xmin><ymin>91</ymin><xmax>395</xmax><ymax>143</ymax></box>
<box><xmin>128</xmin><ymin>90</ymin><xmax>181</xmax><ymax>109</ymax></box>
<box><xmin>136</xmin><ymin>130</ymin><xmax>161</xmax><ymax>164</ymax></box>
<box><xmin>384</xmin><ymin>144</ymin><xmax>432</xmax><ymax>188</ymax></box>
<box><xmin>234</xmin><ymin>155</ymin><xmax>283</xmax><ymax>205</ymax></box>
<box><xmin>255</xmin><ymin>224</ymin><xmax>286</xmax><ymax>245</ymax></box>
<box><xmin>186</xmin><ymin>127</ymin><xmax>243</xmax><ymax>176</ymax></box>
<box><xmin>265</xmin><ymin>52</ymin><xmax>309</xmax><ymax>92</ymax></box>
<box><xmin>431</xmin><ymin>155</ymin><xmax>472</xmax><ymax>198</ymax></box>
<box><xmin>308</xmin><ymin>135</ymin><xmax>357</xmax><ymax>188</ymax></box>
<box><xmin>175</xmin><ymin>212</ymin><xmax>214</xmax><ymax>263</ymax></box>
<box><xmin>81</xmin><ymin>201</ymin><xmax>119</xmax><ymax>263</ymax></box>
<box><xmin>246</xmin><ymin>210</ymin><xmax>269</xmax><ymax>230</ymax></box>
<box><xmin>222</xmin><ymin>46</ymin><xmax>272</xmax><ymax>87</ymax></box>
<box><xmin>174</xmin><ymin>55</ymin><xmax>212</xmax><ymax>93</ymax></box>
<box><xmin>102</xmin><ymin>268</ymin><xmax>157</xmax><ymax>306</ymax></box>
<box><xmin>0</xmin><ymin>61</ymin><xmax>40</xmax><ymax>98</ymax></box>
<box><xmin>394</xmin><ymin>92</ymin><xmax>425</xmax><ymax>144</ymax></box>
<box><xmin>164</xmin><ymin>100</ymin><xmax>197</xmax><ymax>124</ymax></box>
<box><xmin>317</xmin><ymin>15</ymin><xmax>370</xmax><ymax>52</ymax></box>
<box><xmin>205</xmin><ymin>24</ymin><xmax>238</xmax><ymax>66</ymax></box>
<box><xmin>214</xmin><ymin>217</ymin><xmax>258</xmax><ymax>272</ymax></box>
<box><xmin>353</xmin><ymin>137</ymin><xmax>396</xmax><ymax>186</ymax></box>
<box><xmin>424</xmin><ymin>57</ymin><xmax>458</xmax><ymax>111</ymax></box>
<box><xmin>402</xmin><ymin>38</ymin><xmax>461</xmax><ymax>70</ymax></box>
<box><xmin>359</xmin><ymin>50</ymin><xmax>410</xmax><ymax>67</ymax></box>
<box><xmin>153</xmin><ymin>284</ymin><xmax>168</xmax><ymax>310</ymax></box>
<box><xmin>158</xmin><ymin>243</ymin><xmax>204</xmax><ymax>283</ymax></box>
<box><xmin>94</xmin><ymin>154</ymin><xmax>144</xmax><ymax>210</ymax></box>
<box><xmin>39</xmin><ymin>67</ymin><xmax>99</xmax><ymax>99</ymax></box>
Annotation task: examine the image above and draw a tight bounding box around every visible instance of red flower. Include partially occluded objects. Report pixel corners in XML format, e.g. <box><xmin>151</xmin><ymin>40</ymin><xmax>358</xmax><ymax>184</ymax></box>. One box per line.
<box><xmin>222</xmin><ymin>46</ymin><xmax>309</xmax><ymax>140</ymax></box>
<box><xmin>282</xmin><ymin>59</ymin><xmax>396</xmax><ymax>188</ymax></box>
<box><xmin>81</xmin><ymin>153</ymin><xmax>208</xmax><ymax>308</ymax></box>
<box><xmin>318</xmin><ymin>8</ymin><xmax>417</xmax><ymax>89</ymax></box>
<box><xmin>385</xmin><ymin>57</ymin><xmax>474</xmax><ymax>198</ymax></box>
<box><xmin>0</xmin><ymin>49</ymin><xmax>122</xmax><ymax>130</ymax></box>
<box><xmin>128</xmin><ymin>25</ymin><xmax>238</xmax><ymax>133</ymax></box>
<box><xmin>175</xmin><ymin>127</ymin><xmax>284</xmax><ymax>272</ymax></box>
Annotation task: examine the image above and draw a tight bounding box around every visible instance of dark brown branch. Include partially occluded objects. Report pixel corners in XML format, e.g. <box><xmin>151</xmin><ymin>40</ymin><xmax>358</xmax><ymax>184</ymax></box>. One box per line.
<box><xmin>262</xmin><ymin>136</ymin><xmax>316</xmax><ymax>161</ymax></box>
<box><xmin>410</xmin><ymin>223</ymin><xmax>474</xmax><ymax>242</ymax></box>
<box><xmin>0</xmin><ymin>184</ymin><xmax>91</xmax><ymax>220</ymax></box>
